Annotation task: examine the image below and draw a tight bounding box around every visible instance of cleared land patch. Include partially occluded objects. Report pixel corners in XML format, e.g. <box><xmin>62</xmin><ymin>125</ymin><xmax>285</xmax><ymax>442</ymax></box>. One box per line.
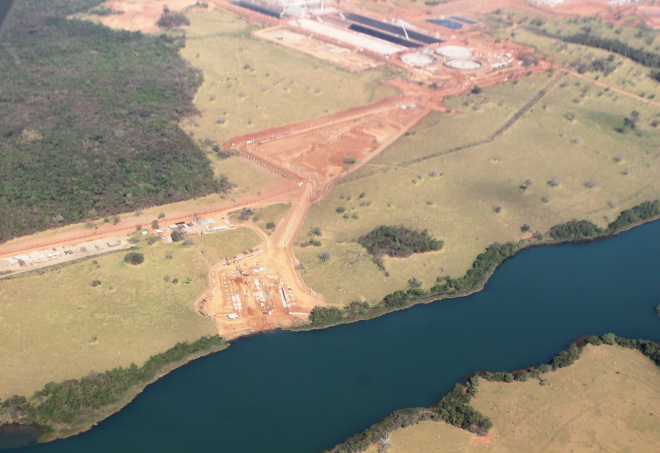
<box><xmin>363</xmin><ymin>344</ymin><xmax>660</xmax><ymax>453</ymax></box>
<box><xmin>178</xmin><ymin>8</ymin><xmax>396</xmax><ymax>146</ymax></box>
<box><xmin>296</xmin><ymin>73</ymin><xmax>660</xmax><ymax>305</ymax></box>
<box><xmin>0</xmin><ymin>229</ymin><xmax>260</xmax><ymax>397</ymax></box>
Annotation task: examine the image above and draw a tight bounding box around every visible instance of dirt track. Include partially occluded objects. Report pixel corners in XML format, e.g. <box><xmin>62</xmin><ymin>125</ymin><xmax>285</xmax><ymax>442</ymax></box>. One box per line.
<box><xmin>10</xmin><ymin>0</ymin><xmax>632</xmax><ymax>339</ymax></box>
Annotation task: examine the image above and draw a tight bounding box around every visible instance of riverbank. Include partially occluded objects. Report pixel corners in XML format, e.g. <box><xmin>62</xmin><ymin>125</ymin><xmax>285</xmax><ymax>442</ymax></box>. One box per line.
<box><xmin>335</xmin><ymin>335</ymin><xmax>660</xmax><ymax>453</ymax></box>
<box><xmin>2</xmin><ymin>212</ymin><xmax>658</xmax><ymax>448</ymax></box>
<box><xmin>295</xmin><ymin>205</ymin><xmax>660</xmax><ymax>333</ymax></box>
<box><xmin>1</xmin><ymin>220</ymin><xmax>657</xmax><ymax>452</ymax></box>
<box><xmin>0</xmin><ymin>337</ymin><xmax>229</xmax><ymax>446</ymax></box>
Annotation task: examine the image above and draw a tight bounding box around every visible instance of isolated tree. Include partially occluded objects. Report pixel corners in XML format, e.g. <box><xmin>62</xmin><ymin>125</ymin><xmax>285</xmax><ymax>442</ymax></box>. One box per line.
<box><xmin>311</xmin><ymin>226</ymin><xmax>323</xmax><ymax>236</ymax></box>
<box><xmin>182</xmin><ymin>238</ymin><xmax>194</xmax><ymax>247</ymax></box>
<box><xmin>343</xmin><ymin>155</ymin><xmax>356</xmax><ymax>165</ymax></box>
<box><xmin>239</xmin><ymin>208</ymin><xmax>253</xmax><ymax>221</ymax></box>
<box><xmin>319</xmin><ymin>250</ymin><xmax>332</xmax><ymax>262</ymax></box>
<box><xmin>266</xmin><ymin>222</ymin><xmax>276</xmax><ymax>230</ymax></box>
<box><xmin>158</xmin><ymin>212</ymin><xmax>166</xmax><ymax>219</ymax></box>
<box><xmin>408</xmin><ymin>277</ymin><xmax>423</xmax><ymax>288</ymax></box>
<box><xmin>151</xmin><ymin>220</ymin><xmax>159</xmax><ymax>230</ymax></box>
<box><xmin>124</xmin><ymin>252</ymin><xmax>144</xmax><ymax>265</ymax></box>
<box><xmin>171</xmin><ymin>230</ymin><xmax>185</xmax><ymax>242</ymax></box>
<box><xmin>520</xmin><ymin>224</ymin><xmax>531</xmax><ymax>233</ymax></box>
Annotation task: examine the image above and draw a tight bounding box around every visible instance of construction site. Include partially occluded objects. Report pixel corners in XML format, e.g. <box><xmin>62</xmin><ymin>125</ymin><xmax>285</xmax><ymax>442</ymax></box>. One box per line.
<box><xmin>4</xmin><ymin>0</ymin><xmax>651</xmax><ymax>342</ymax></box>
<box><xmin>244</xmin><ymin>0</ymin><xmax>534</xmax><ymax>85</ymax></box>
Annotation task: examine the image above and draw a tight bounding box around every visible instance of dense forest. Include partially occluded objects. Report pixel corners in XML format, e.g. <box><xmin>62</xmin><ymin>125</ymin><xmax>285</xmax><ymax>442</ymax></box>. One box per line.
<box><xmin>0</xmin><ymin>0</ymin><xmax>227</xmax><ymax>243</ymax></box>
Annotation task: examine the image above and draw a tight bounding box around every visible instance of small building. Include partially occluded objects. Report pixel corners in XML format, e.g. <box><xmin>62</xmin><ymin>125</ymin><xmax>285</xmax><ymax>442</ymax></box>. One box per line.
<box><xmin>227</xmin><ymin>313</ymin><xmax>239</xmax><ymax>320</ymax></box>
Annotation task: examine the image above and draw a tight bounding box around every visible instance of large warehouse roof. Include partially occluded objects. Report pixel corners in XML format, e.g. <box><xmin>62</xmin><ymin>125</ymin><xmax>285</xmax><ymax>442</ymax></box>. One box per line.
<box><xmin>292</xmin><ymin>18</ymin><xmax>404</xmax><ymax>55</ymax></box>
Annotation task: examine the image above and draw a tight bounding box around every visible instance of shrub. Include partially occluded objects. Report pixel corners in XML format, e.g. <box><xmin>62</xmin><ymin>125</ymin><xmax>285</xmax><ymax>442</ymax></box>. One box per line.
<box><xmin>124</xmin><ymin>252</ymin><xmax>144</xmax><ymax>265</ymax></box>
<box><xmin>266</xmin><ymin>222</ymin><xmax>275</xmax><ymax>230</ymax></box>
<box><xmin>90</xmin><ymin>280</ymin><xmax>102</xmax><ymax>287</ymax></box>
<box><xmin>358</xmin><ymin>225</ymin><xmax>443</xmax><ymax>259</ymax></box>
<box><xmin>156</xmin><ymin>11</ymin><xmax>190</xmax><ymax>28</ymax></box>
<box><xmin>171</xmin><ymin>230</ymin><xmax>185</xmax><ymax>242</ymax></box>
<box><xmin>548</xmin><ymin>219</ymin><xmax>602</xmax><ymax>240</ymax></box>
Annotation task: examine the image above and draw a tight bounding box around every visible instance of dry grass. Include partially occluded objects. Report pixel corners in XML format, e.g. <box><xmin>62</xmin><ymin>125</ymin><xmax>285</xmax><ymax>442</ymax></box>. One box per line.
<box><xmin>494</xmin><ymin>21</ymin><xmax>660</xmax><ymax>101</ymax></box>
<box><xmin>365</xmin><ymin>344</ymin><xmax>660</xmax><ymax>453</ymax></box>
<box><xmin>175</xmin><ymin>7</ymin><xmax>395</xmax><ymax>208</ymax></box>
<box><xmin>296</xmin><ymin>73</ymin><xmax>660</xmax><ymax>306</ymax></box>
<box><xmin>251</xmin><ymin>203</ymin><xmax>291</xmax><ymax>232</ymax></box>
<box><xmin>178</xmin><ymin>8</ymin><xmax>395</xmax><ymax>146</ymax></box>
<box><xmin>0</xmin><ymin>229</ymin><xmax>260</xmax><ymax>397</ymax></box>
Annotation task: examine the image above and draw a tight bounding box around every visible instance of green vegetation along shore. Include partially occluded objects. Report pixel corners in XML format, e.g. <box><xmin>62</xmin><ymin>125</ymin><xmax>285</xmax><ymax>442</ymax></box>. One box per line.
<box><xmin>330</xmin><ymin>334</ymin><xmax>660</xmax><ymax>453</ymax></box>
<box><xmin>0</xmin><ymin>0</ymin><xmax>225</xmax><ymax>244</ymax></box>
<box><xmin>0</xmin><ymin>335</ymin><xmax>228</xmax><ymax>442</ymax></box>
<box><xmin>304</xmin><ymin>201</ymin><xmax>660</xmax><ymax>330</ymax></box>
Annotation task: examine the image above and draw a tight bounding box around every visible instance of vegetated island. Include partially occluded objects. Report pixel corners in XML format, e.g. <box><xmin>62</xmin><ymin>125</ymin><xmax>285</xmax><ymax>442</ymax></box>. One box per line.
<box><xmin>328</xmin><ymin>334</ymin><xmax>660</xmax><ymax>453</ymax></box>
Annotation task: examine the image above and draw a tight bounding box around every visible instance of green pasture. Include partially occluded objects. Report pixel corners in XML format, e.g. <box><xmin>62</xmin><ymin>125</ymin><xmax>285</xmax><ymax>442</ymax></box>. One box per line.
<box><xmin>0</xmin><ymin>229</ymin><xmax>260</xmax><ymax>397</ymax></box>
<box><xmin>296</xmin><ymin>73</ymin><xmax>660</xmax><ymax>306</ymax></box>
<box><xmin>179</xmin><ymin>8</ymin><xmax>396</xmax><ymax>146</ymax></box>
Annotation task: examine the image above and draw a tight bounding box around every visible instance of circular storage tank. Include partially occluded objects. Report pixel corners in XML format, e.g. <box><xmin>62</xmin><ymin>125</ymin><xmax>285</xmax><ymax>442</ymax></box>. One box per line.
<box><xmin>401</xmin><ymin>52</ymin><xmax>435</xmax><ymax>68</ymax></box>
<box><xmin>445</xmin><ymin>59</ymin><xmax>482</xmax><ymax>71</ymax></box>
<box><xmin>435</xmin><ymin>45</ymin><xmax>473</xmax><ymax>59</ymax></box>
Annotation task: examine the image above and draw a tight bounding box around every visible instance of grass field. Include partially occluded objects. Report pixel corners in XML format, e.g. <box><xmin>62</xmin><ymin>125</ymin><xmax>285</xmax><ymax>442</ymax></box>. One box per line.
<box><xmin>178</xmin><ymin>7</ymin><xmax>396</xmax><ymax>143</ymax></box>
<box><xmin>175</xmin><ymin>7</ymin><xmax>396</xmax><ymax>206</ymax></box>
<box><xmin>364</xmin><ymin>344</ymin><xmax>660</xmax><ymax>453</ymax></box>
<box><xmin>484</xmin><ymin>9</ymin><xmax>660</xmax><ymax>100</ymax></box>
<box><xmin>0</xmin><ymin>229</ymin><xmax>260</xmax><ymax>397</ymax></box>
<box><xmin>295</xmin><ymin>73</ymin><xmax>660</xmax><ymax>306</ymax></box>
<box><xmin>250</xmin><ymin>203</ymin><xmax>291</xmax><ymax>233</ymax></box>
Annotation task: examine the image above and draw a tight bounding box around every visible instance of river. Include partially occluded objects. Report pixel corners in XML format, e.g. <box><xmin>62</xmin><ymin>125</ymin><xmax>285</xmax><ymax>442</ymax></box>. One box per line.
<box><xmin>7</xmin><ymin>221</ymin><xmax>660</xmax><ymax>452</ymax></box>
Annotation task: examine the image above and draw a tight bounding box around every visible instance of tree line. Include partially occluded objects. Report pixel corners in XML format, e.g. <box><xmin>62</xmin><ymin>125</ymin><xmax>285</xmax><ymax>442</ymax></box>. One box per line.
<box><xmin>328</xmin><ymin>376</ymin><xmax>490</xmax><ymax>453</ymax></box>
<box><xmin>329</xmin><ymin>333</ymin><xmax>660</xmax><ymax>453</ymax></box>
<box><xmin>0</xmin><ymin>0</ymin><xmax>228</xmax><ymax>244</ymax></box>
<box><xmin>309</xmin><ymin>200</ymin><xmax>659</xmax><ymax>330</ymax></box>
<box><xmin>548</xmin><ymin>200</ymin><xmax>660</xmax><ymax>240</ymax></box>
<box><xmin>558</xmin><ymin>33</ymin><xmax>660</xmax><ymax>69</ymax></box>
<box><xmin>309</xmin><ymin>241</ymin><xmax>521</xmax><ymax>328</ymax></box>
<box><xmin>0</xmin><ymin>335</ymin><xmax>226</xmax><ymax>427</ymax></box>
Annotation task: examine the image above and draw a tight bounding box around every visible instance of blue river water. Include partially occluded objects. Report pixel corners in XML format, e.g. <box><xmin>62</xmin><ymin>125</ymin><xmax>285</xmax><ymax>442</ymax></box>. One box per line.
<box><xmin>9</xmin><ymin>221</ymin><xmax>660</xmax><ymax>453</ymax></box>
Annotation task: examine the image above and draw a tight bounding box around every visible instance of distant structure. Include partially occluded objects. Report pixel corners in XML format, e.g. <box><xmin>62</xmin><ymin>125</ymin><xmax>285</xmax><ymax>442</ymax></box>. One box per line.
<box><xmin>445</xmin><ymin>59</ymin><xmax>481</xmax><ymax>70</ymax></box>
<box><xmin>401</xmin><ymin>51</ymin><xmax>436</xmax><ymax>68</ymax></box>
<box><xmin>436</xmin><ymin>45</ymin><xmax>473</xmax><ymax>59</ymax></box>
<box><xmin>528</xmin><ymin>0</ymin><xmax>565</xmax><ymax>6</ymax></box>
